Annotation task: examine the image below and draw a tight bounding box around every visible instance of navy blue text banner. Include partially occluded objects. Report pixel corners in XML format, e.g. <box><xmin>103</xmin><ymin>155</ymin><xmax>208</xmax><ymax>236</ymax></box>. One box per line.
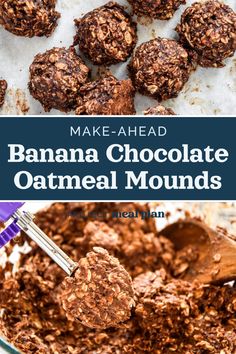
<box><xmin>0</xmin><ymin>117</ymin><xmax>235</xmax><ymax>200</ymax></box>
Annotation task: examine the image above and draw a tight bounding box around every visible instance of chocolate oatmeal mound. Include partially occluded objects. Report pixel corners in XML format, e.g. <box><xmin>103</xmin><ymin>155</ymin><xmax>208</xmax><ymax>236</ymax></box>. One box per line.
<box><xmin>73</xmin><ymin>2</ymin><xmax>137</xmax><ymax>66</ymax></box>
<box><xmin>129</xmin><ymin>37</ymin><xmax>193</xmax><ymax>101</ymax></box>
<box><xmin>134</xmin><ymin>271</ymin><xmax>236</xmax><ymax>352</ymax></box>
<box><xmin>0</xmin><ymin>79</ymin><xmax>7</xmax><ymax>107</ymax></box>
<box><xmin>28</xmin><ymin>47</ymin><xmax>90</xmax><ymax>112</ymax></box>
<box><xmin>76</xmin><ymin>76</ymin><xmax>136</xmax><ymax>115</ymax></box>
<box><xmin>144</xmin><ymin>105</ymin><xmax>176</xmax><ymax>115</ymax></box>
<box><xmin>0</xmin><ymin>0</ymin><xmax>60</xmax><ymax>37</ymax></box>
<box><xmin>60</xmin><ymin>247</ymin><xmax>135</xmax><ymax>329</ymax></box>
<box><xmin>128</xmin><ymin>0</ymin><xmax>186</xmax><ymax>20</ymax></box>
<box><xmin>176</xmin><ymin>0</ymin><xmax>236</xmax><ymax>68</ymax></box>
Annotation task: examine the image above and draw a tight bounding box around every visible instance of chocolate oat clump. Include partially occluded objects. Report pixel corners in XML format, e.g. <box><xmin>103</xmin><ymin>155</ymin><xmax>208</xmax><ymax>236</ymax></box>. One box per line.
<box><xmin>134</xmin><ymin>270</ymin><xmax>236</xmax><ymax>352</ymax></box>
<box><xmin>60</xmin><ymin>247</ymin><xmax>135</xmax><ymax>329</ymax></box>
<box><xmin>29</xmin><ymin>47</ymin><xmax>90</xmax><ymax>112</ymax></box>
<box><xmin>144</xmin><ymin>105</ymin><xmax>176</xmax><ymax>115</ymax></box>
<box><xmin>0</xmin><ymin>79</ymin><xmax>7</xmax><ymax>107</ymax></box>
<box><xmin>128</xmin><ymin>0</ymin><xmax>186</xmax><ymax>20</ymax></box>
<box><xmin>76</xmin><ymin>76</ymin><xmax>136</xmax><ymax>115</ymax></box>
<box><xmin>176</xmin><ymin>0</ymin><xmax>236</xmax><ymax>67</ymax></box>
<box><xmin>129</xmin><ymin>37</ymin><xmax>193</xmax><ymax>101</ymax></box>
<box><xmin>0</xmin><ymin>0</ymin><xmax>60</xmax><ymax>37</ymax></box>
<box><xmin>82</xmin><ymin>221</ymin><xmax>120</xmax><ymax>253</ymax></box>
<box><xmin>73</xmin><ymin>2</ymin><xmax>137</xmax><ymax>66</ymax></box>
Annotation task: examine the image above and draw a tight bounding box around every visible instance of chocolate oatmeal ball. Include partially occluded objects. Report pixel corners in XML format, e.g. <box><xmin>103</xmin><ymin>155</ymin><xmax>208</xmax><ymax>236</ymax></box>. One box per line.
<box><xmin>0</xmin><ymin>79</ymin><xmax>7</xmax><ymax>107</ymax></box>
<box><xmin>73</xmin><ymin>2</ymin><xmax>137</xmax><ymax>66</ymax></box>
<box><xmin>0</xmin><ymin>0</ymin><xmax>60</xmax><ymax>37</ymax></box>
<box><xmin>76</xmin><ymin>76</ymin><xmax>136</xmax><ymax>115</ymax></box>
<box><xmin>129</xmin><ymin>37</ymin><xmax>193</xmax><ymax>101</ymax></box>
<box><xmin>144</xmin><ymin>105</ymin><xmax>176</xmax><ymax>115</ymax></box>
<box><xmin>29</xmin><ymin>47</ymin><xmax>90</xmax><ymax>112</ymax></box>
<box><xmin>128</xmin><ymin>0</ymin><xmax>186</xmax><ymax>20</ymax></box>
<box><xmin>60</xmin><ymin>247</ymin><xmax>135</xmax><ymax>329</ymax></box>
<box><xmin>176</xmin><ymin>0</ymin><xmax>236</xmax><ymax>67</ymax></box>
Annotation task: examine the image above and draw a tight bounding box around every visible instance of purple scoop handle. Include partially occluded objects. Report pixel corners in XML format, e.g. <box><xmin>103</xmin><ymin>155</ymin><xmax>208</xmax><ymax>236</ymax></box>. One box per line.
<box><xmin>0</xmin><ymin>221</ymin><xmax>21</xmax><ymax>248</ymax></box>
<box><xmin>0</xmin><ymin>202</ymin><xmax>25</xmax><ymax>222</ymax></box>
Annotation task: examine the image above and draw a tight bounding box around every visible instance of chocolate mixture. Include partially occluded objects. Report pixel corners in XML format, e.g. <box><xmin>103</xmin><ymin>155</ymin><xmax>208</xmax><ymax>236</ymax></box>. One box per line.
<box><xmin>76</xmin><ymin>76</ymin><xmax>136</xmax><ymax>115</ymax></box>
<box><xmin>0</xmin><ymin>0</ymin><xmax>60</xmax><ymax>37</ymax></box>
<box><xmin>82</xmin><ymin>221</ymin><xmax>120</xmax><ymax>252</ymax></box>
<box><xmin>0</xmin><ymin>80</ymin><xmax>7</xmax><ymax>107</ymax></box>
<box><xmin>60</xmin><ymin>247</ymin><xmax>135</xmax><ymax>329</ymax></box>
<box><xmin>134</xmin><ymin>269</ymin><xmax>236</xmax><ymax>353</ymax></box>
<box><xmin>0</xmin><ymin>202</ymin><xmax>235</xmax><ymax>353</ymax></box>
<box><xmin>128</xmin><ymin>0</ymin><xmax>186</xmax><ymax>20</ymax></box>
<box><xmin>28</xmin><ymin>47</ymin><xmax>90</xmax><ymax>112</ymax></box>
<box><xmin>176</xmin><ymin>0</ymin><xmax>236</xmax><ymax>68</ymax></box>
<box><xmin>74</xmin><ymin>2</ymin><xmax>137</xmax><ymax>66</ymax></box>
<box><xmin>144</xmin><ymin>105</ymin><xmax>176</xmax><ymax>115</ymax></box>
<box><xmin>129</xmin><ymin>37</ymin><xmax>194</xmax><ymax>101</ymax></box>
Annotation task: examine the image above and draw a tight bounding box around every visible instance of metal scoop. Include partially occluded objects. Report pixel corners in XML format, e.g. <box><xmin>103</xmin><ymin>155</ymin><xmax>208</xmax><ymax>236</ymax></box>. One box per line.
<box><xmin>0</xmin><ymin>202</ymin><xmax>78</xmax><ymax>276</ymax></box>
<box><xmin>160</xmin><ymin>218</ymin><xmax>236</xmax><ymax>284</ymax></box>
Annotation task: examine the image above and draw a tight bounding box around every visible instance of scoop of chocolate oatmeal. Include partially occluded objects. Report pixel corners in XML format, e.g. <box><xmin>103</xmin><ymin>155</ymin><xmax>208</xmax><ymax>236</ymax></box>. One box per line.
<box><xmin>129</xmin><ymin>37</ymin><xmax>193</xmax><ymax>101</ymax></box>
<box><xmin>28</xmin><ymin>47</ymin><xmax>90</xmax><ymax>112</ymax></box>
<box><xmin>60</xmin><ymin>247</ymin><xmax>135</xmax><ymax>329</ymax></box>
<box><xmin>73</xmin><ymin>2</ymin><xmax>137</xmax><ymax>66</ymax></box>
<box><xmin>144</xmin><ymin>105</ymin><xmax>176</xmax><ymax>115</ymax></box>
<box><xmin>0</xmin><ymin>0</ymin><xmax>60</xmax><ymax>37</ymax></box>
<box><xmin>176</xmin><ymin>0</ymin><xmax>236</xmax><ymax>67</ymax></box>
<box><xmin>0</xmin><ymin>79</ymin><xmax>7</xmax><ymax>107</ymax></box>
<box><xmin>76</xmin><ymin>76</ymin><xmax>135</xmax><ymax>115</ymax></box>
<box><xmin>128</xmin><ymin>0</ymin><xmax>186</xmax><ymax>20</ymax></box>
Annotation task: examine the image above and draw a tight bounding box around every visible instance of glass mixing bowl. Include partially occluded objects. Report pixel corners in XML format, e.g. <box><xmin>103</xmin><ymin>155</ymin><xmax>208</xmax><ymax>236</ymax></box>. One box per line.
<box><xmin>0</xmin><ymin>337</ymin><xmax>19</xmax><ymax>353</ymax></box>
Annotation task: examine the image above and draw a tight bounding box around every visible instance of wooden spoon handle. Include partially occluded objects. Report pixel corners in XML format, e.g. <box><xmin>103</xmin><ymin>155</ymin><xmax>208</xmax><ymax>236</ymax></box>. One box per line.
<box><xmin>203</xmin><ymin>229</ymin><xmax>236</xmax><ymax>284</ymax></box>
<box><xmin>160</xmin><ymin>219</ymin><xmax>236</xmax><ymax>284</ymax></box>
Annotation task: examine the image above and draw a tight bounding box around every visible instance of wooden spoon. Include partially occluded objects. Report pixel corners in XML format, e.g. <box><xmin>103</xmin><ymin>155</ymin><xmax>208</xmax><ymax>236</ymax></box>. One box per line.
<box><xmin>159</xmin><ymin>218</ymin><xmax>236</xmax><ymax>284</ymax></box>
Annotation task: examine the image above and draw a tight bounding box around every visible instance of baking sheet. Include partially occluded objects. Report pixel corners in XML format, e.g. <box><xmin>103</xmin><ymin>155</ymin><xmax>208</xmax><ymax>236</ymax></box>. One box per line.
<box><xmin>0</xmin><ymin>0</ymin><xmax>235</xmax><ymax>116</ymax></box>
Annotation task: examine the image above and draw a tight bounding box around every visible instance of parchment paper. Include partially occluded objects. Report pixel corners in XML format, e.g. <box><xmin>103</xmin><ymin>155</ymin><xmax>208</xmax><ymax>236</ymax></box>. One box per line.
<box><xmin>0</xmin><ymin>0</ymin><xmax>235</xmax><ymax>116</ymax></box>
